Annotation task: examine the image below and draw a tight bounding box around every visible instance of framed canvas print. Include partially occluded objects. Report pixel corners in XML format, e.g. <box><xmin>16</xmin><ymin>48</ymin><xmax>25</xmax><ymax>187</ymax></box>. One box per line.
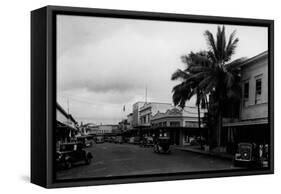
<box><xmin>31</xmin><ymin>5</ymin><xmax>274</xmax><ymax>188</ymax></box>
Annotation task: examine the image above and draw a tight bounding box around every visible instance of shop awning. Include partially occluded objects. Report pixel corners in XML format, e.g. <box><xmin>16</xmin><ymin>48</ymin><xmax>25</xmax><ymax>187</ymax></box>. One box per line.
<box><xmin>223</xmin><ymin>118</ymin><xmax>268</xmax><ymax>127</ymax></box>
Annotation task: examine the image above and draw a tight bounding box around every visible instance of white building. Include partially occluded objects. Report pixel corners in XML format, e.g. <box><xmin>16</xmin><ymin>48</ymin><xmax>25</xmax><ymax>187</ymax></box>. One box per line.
<box><xmin>132</xmin><ymin>102</ymin><xmax>145</xmax><ymax>127</ymax></box>
<box><xmin>88</xmin><ymin>124</ymin><xmax>120</xmax><ymax>135</ymax></box>
<box><xmin>223</xmin><ymin>51</ymin><xmax>269</xmax><ymax>148</ymax></box>
<box><xmin>151</xmin><ymin>106</ymin><xmax>205</xmax><ymax>146</ymax></box>
<box><xmin>139</xmin><ymin>102</ymin><xmax>173</xmax><ymax>127</ymax></box>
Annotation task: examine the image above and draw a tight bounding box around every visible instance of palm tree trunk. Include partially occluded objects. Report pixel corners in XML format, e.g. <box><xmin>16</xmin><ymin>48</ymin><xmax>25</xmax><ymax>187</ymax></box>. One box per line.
<box><xmin>217</xmin><ymin>110</ymin><xmax>222</xmax><ymax>147</ymax></box>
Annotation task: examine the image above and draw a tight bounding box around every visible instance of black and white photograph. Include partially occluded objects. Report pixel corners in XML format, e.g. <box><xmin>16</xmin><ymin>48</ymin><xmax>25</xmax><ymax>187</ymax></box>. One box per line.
<box><xmin>55</xmin><ymin>14</ymin><xmax>271</xmax><ymax>180</ymax></box>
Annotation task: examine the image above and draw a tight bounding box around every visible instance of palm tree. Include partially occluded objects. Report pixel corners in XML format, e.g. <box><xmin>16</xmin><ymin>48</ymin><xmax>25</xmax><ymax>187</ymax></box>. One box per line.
<box><xmin>171</xmin><ymin>52</ymin><xmax>209</xmax><ymax>148</ymax></box>
<box><xmin>171</xmin><ymin>26</ymin><xmax>246</xmax><ymax>148</ymax></box>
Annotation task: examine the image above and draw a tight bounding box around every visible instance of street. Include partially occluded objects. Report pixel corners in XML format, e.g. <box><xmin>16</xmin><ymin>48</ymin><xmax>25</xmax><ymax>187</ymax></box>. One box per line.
<box><xmin>56</xmin><ymin>143</ymin><xmax>240</xmax><ymax>180</ymax></box>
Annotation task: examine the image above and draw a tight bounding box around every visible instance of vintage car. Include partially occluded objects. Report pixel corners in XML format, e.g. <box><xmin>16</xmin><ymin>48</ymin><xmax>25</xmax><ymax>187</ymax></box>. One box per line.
<box><xmin>133</xmin><ymin>136</ymin><xmax>141</xmax><ymax>144</ymax></box>
<box><xmin>234</xmin><ymin>142</ymin><xmax>259</xmax><ymax>166</ymax></box>
<box><xmin>77</xmin><ymin>135</ymin><xmax>94</xmax><ymax>147</ymax></box>
<box><xmin>56</xmin><ymin>142</ymin><xmax>93</xmax><ymax>169</ymax></box>
<box><xmin>153</xmin><ymin>137</ymin><xmax>171</xmax><ymax>154</ymax></box>
<box><xmin>95</xmin><ymin>136</ymin><xmax>104</xmax><ymax>144</ymax></box>
<box><xmin>140</xmin><ymin>136</ymin><xmax>154</xmax><ymax>147</ymax></box>
<box><xmin>104</xmin><ymin>136</ymin><xmax>112</xmax><ymax>143</ymax></box>
<box><xmin>128</xmin><ymin>136</ymin><xmax>140</xmax><ymax>144</ymax></box>
<box><xmin>114</xmin><ymin>136</ymin><xmax>124</xmax><ymax>144</ymax></box>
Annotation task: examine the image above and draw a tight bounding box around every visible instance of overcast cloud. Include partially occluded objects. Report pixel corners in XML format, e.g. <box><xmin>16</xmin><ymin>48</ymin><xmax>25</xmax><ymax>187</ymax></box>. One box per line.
<box><xmin>57</xmin><ymin>15</ymin><xmax>268</xmax><ymax>124</ymax></box>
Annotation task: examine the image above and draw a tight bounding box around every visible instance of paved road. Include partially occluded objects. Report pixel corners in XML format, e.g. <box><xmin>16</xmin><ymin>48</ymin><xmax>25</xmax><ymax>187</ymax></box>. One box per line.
<box><xmin>56</xmin><ymin>142</ymin><xmax>239</xmax><ymax>180</ymax></box>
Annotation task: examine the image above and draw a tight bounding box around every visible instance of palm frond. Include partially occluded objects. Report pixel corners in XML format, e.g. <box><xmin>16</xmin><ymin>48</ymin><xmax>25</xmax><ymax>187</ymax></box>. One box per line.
<box><xmin>204</xmin><ymin>30</ymin><xmax>218</xmax><ymax>61</ymax></box>
<box><xmin>225</xmin><ymin>30</ymin><xmax>239</xmax><ymax>61</ymax></box>
<box><xmin>188</xmin><ymin>65</ymin><xmax>211</xmax><ymax>74</ymax></box>
<box><xmin>216</xmin><ymin>26</ymin><xmax>226</xmax><ymax>61</ymax></box>
<box><xmin>198</xmin><ymin>75</ymin><xmax>215</xmax><ymax>89</ymax></box>
<box><xmin>172</xmin><ymin>82</ymin><xmax>193</xmax><ymax>108</ymax></box>
<box><xmin>171</xmin><ymin>69</ymin><xmax>189</xmax><ymax>81</ymax></box>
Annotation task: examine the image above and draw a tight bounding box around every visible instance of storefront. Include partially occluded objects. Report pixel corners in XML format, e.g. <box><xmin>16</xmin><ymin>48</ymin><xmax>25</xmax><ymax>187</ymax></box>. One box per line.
<box><xmin>223</xmin><ymin>118</ymin><xmax>269</xmax><ymax>153</ymax></box>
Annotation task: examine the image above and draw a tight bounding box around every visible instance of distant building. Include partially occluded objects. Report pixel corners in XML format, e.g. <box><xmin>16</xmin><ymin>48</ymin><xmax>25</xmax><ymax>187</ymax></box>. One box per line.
<box><xmin>132</xmin><ymin>102</ymin><xmax>145</xmax><ymax>127</ymax></box>
<box><xmin>81</xmin><ymin>123</ymin><xmax>98</xmax><ymax>135</ymax></box>
<box><xmin>223</xmin><ymin>51</ymin><xmax>269</xmax><ymax>149</ymax></box>
<box><xmin>56</xmin><ymin>103</ymin><xmax>78</xmax><ymax>144</ymax></box>
<box><xmin>139</xmin><ymin>102</ymin><xmax>173</xmax><ymax>127</ymax></box>
<box><xmin>118</xmin><ymin>119</ymin><xmax>129</xmax><ymax>131</ymax></box>
<box><xmin>87</xmin><ymin>124</ymin><xmax>120</xmax><ymax>135</ymax></box>
<box><xmin>151</xmin><ymin>106</ymin><xmax>205</xmax><ymax>146</ymax></box>
<box><xmin>127</xmin><ymin>113</ymin><xmax>133</xmax><ymax>130</ymax></box>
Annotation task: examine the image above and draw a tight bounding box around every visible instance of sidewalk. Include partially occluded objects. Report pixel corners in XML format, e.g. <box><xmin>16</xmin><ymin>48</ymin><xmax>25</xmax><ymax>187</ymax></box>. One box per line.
<box><xmin>173</xmin><ymin>145</ymin><xmax>234</xmax><ymax>160</ymax></box>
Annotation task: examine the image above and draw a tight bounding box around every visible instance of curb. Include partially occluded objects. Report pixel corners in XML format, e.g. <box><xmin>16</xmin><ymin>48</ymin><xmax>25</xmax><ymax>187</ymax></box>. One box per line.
<box><xmin>175</xmin><ymin>147</ymin><xmax>234</xmax><ymax>160</ymax></box>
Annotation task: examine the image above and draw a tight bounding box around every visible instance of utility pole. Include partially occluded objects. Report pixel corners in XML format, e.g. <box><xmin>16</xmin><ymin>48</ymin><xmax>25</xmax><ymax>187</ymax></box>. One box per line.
<box><xmin>145</xmin><ymin>85</ymin><xmax>147</xmax><ymax>103</ymax></box>
<box><xmin>67</xmin><ymin>98</ymin><xmax>70</xmax><ymax>115</ymax></box>
<box><xmin>66</xmin><ymin>98</ymin><xmax>71</xmax><ymax>139</ymax></box>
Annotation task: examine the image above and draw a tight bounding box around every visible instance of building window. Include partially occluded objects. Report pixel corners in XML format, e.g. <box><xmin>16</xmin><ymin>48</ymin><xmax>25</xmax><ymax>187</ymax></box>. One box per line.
<box><xmin>141</xmin><ymin>116</ymin><xmax>146</xmax><ymax>124</ymax></box>
<box><xmin>255</xmin><ymin>76</ymin><xmax>262</xmax><ymax>104</ymax></box>
<box><xmin>243</xmin><ymin>81</ymin><xmax>249</xmax><ymax>107</ymax></box>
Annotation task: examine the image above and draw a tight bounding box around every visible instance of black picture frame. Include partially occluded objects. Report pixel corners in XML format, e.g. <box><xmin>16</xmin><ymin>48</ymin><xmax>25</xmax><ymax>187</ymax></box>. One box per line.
<box><xmin>31</xmin><ymin>5</ymin><xmax>274</xmax><ymax>188</ymax></box>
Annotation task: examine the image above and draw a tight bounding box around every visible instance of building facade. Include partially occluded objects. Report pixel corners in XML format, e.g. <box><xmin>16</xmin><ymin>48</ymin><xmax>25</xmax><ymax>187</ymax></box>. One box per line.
<box><xmin>87</xmin><ymin>124</ymin><xmax>120</xmax><ymax>135</ymax></box>
<box><xmin>56</xmin><ymin>103</ymin><xmax>78</xmax><ymax>147</ymax></box>
<box><xmin>127</xmin><ymin>113</ymin><xmax>133</xmax><ymax>130</ymax></box>
<box><xmin>56</xmin><ymin>103</ymin><xmax>77</xmax><ymax>129</ymax></box>
<box><xmin>223</xmin><ymin>51</ymin><xmax>269</xmax><ymax>152</ymax></box>
<box><xmin>151</xmin><ymin>106</ymin><xmax>205</xmax><ymax>146</ymax></box>
<box><xmin>132</xmin><ymin>102</ymin><xmax>145</xmax><ymax>127</ymax></box>
<box><xmin>139</xmin><ymin>102</ymin><xmax>173</xmax><ymax>127</ymax></box>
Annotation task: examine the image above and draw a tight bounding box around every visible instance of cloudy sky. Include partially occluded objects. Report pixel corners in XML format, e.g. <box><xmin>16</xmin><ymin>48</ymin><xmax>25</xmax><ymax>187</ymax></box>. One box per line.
<box><xmin>57</xmin><ymin>15</ymin><xmax>268</xmax><ymax>125</ymax></box>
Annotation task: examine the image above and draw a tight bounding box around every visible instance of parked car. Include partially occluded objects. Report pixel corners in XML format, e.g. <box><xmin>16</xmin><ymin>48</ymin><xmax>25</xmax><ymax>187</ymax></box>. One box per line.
<box><xmin>153</xmin><ymin>137</ymin><xmax>171</xmax><ymax>154</ymax></box>
<box><xmin>234</xmin><ymin>142</ymin><xmax>259</xmax><ymax>166</ymax></box>
<box><xmin>133</xmin><ymin>136</ymin><xmax>141</xmax><ymax>144</ymax></box>
<box><xmin>108</xmin><ymin>136</ymin><xmax>115</xmax><ymax>143</ymax></box>
<box><xmin>129</xmin><ymin>137</ymin><xmax>135</xmax><ymax>144</ymax></box>
<box><xmin>95</xmin><ymin>136</ymin><xmax>104</xmax><ymax>144</ymax></box>
<box><xmin>76</xmin><ymin>135</ymin><xmax>94</xmax><ymax>147</ymax></box>
<box><xmin>114</xmin><ymin>136</ymin><xmax>124</xmax><ymax>144</ymax></box>
<box><xmin>123</xmin><ymin>137</ymin><xmax>130</xmax><ymax>143</ymax></box>
<box><xmin>56</xmin><ymin>142</ymin><xmax>93</xmax><ymax>169</ymax></box>
<box><xmin>140</xmin><ymin>136</ymin><xmax>154</xmax><ymax>147</ymax></box>
<box><xmin>104</xmin><ymin>136</ymin><xmax>112</xmax><ymax>143</ymax></box>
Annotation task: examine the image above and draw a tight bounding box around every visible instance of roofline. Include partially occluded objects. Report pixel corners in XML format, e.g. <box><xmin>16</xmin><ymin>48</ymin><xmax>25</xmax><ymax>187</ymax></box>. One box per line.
<box><xmin>97</xmin><ymin>124</ymin><xmax>119</xmax><ymax>127</ymax></box>
<box><xmin>56</xmin><ymin>103</ymin><xmax>69</xmax><ymax>118</ymax></box>
<box><xmin>68</xmin><ymin>114</ymin><xmax>77</xmax><ymax>124</ymax></box>
<box><xmin>144</xmin><ymin>101</ymin><xmax>173</xmax><ymax>105</ymax></box>
<box><xmin>134</xmin><ymin>101</ymin><xmax>173</xmax><ymax>106</ymax></box>
<box><xmin>133</xmin><ymin>101</ymin><xmax>146</xmax><ymax>105</ymax></box>
<box><xmin>239</xmin><ymin>51</ymin><xmax>268</xmax><ymax>68</ymax></box>
<box><xmin>151</xmin><ymin>115</ymin><xmax>199</xmax><ymax>121</ymax></box>
<box><xmin>139</xmin><ymin>102</ymin><xmax>173</xmax><ymax>110</ymax></box>
<box><xmin>57</xmin><ymin>102</ymin><xmax>77</xmax><ymax>123</ymax></box>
